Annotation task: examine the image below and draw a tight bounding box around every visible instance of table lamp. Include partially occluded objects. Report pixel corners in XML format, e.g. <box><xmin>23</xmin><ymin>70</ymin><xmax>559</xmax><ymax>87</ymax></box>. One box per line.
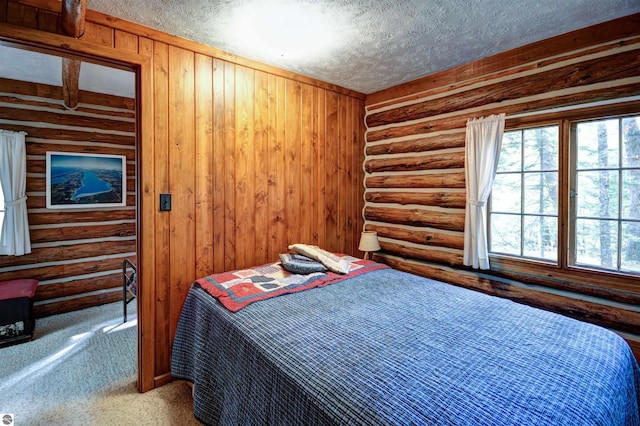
<box><xmin>358</xmin><ymin>231</ymin><xmax>381</xmax><ymax>260</ymax></box>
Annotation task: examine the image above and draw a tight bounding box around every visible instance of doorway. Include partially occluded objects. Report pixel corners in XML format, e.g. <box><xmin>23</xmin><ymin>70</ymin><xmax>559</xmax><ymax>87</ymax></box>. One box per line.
<box><xmin>0</xmin><ymin>39</ymin><xmax>142</xmax><ymax>383</ymax></box>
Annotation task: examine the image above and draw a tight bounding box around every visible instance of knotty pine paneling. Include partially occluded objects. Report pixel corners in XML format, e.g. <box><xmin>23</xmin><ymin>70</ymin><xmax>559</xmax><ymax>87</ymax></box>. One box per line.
<box><xmin>151</xmin><ymin>39</ymin><xmax>172</xmax><ymax>387</ymax></box>
<box><xmin>253</xmin><ymin>70</ymin><xmax>269</xmax><ymax>263</ymax></box>
<box><xmin>167</xmin><ymin>45</ymin><xmax>196</xmax><ymax>348</ymax></box>
<box><xmin>364</xmin><ymin>14</ymin><xmax>640</xmax><ymax>357</ymax></box>
<box><xmin>154</xmin><ymin>53</ymin><xmax>365</xmax><ymax>386</ymax></box>
<box><xmin>194</xmin><ymin>53</ymin><xmax>214</xmax><ymax>279</ymax></box>
<box><xmin>0</xmin><ymin>77</ymin><xmax>136</xmax><ymax>318</ymax></box>
<box><xmin>1</xmin><ymin>0</ymin><xmax>366</xmax><ymax>390</ymax></box>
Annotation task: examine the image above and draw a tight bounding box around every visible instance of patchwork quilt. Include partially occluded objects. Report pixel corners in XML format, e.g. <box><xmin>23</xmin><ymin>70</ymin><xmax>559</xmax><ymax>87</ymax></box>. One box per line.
<box><xmin>194</xmin><ymin>255</ymin><xmax>387</xmax><ymax>312</ymax></box>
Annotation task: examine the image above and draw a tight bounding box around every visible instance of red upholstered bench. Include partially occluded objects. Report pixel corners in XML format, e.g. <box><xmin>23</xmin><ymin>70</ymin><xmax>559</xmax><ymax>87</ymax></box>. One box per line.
<box><xmin>0</xmin><ymin>279</ymin><xmax>38</xmax><ymax>347</ymax></box>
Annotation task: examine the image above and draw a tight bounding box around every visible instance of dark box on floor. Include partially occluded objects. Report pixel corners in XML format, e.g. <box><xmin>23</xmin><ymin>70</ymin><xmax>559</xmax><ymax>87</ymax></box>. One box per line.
<box><xmin>0</xmin><ymin>279</ymin><xmax>38</xmax><ymax>348</ymax></box>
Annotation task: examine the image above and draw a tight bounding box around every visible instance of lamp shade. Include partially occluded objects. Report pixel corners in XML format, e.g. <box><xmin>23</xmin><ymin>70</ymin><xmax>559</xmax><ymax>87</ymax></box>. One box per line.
<box><xmin>358</xmin><ymin>231</ymin><xmax>381</xmax><ymax>252</ymax></box>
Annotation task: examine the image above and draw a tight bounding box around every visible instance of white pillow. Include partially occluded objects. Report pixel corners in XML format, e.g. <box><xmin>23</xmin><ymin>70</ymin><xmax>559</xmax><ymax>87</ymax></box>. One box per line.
<box><xmin>288</xmin><ymin>244</ymin><xmax>351</xmax><ymax>274</ymax></box>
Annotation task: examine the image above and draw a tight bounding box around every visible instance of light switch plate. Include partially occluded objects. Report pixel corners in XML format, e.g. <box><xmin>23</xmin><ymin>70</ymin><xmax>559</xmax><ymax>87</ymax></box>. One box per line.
<box><xmin>159</xmin><ymin>193</ymin><xmax>171</xmax><ymax>211</ymax></box>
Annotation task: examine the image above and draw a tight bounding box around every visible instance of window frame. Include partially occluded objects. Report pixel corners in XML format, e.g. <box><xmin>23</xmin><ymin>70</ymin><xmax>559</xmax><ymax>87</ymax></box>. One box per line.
<box><xmin>489</xmin><ymin>123</ymin><xmax>561</xmax><ymax>262</ymax></box>
<box><xmin>487</xmin><ymin>101</ymin><xmax>640</xmax><ymax>295</ymax></box>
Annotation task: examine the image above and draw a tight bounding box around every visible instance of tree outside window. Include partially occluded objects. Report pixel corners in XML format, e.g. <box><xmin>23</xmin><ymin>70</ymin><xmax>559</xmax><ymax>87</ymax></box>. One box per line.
<box><xmin>572</xmin><ymin>115</ymin><xmax>640</xmax><ymax>273</ymax></box>
<box><xmin>490</xmin><ymin>126</ymin><xmax>559</xmax><ymax>262</ymax></box>
<box><xmin>489</xmin><ymin>112</ymin><xmax>640</xmax><ymax>277</ymax></box>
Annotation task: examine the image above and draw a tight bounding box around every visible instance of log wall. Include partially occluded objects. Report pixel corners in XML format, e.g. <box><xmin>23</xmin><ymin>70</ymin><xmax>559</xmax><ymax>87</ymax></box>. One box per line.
<box><xmin>0</xmin><ymin>77</ymin><xmax>136</xmax><ymax>317</ymax></box>
<box><xmin>1</xmin><ymin>0</ymin><xmax>365</xmax><ymax>390</ymax></box>
<box><xmin>365</xmin><ymin>13</ymin><xmax>640</xmax><ymax>360</ymax></box>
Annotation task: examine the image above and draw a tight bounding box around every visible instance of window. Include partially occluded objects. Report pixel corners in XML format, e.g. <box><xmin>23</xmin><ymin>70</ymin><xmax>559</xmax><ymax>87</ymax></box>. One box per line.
<box><xmin>488</xmin><ymin>106</ymin><xmax>640</xmax><ymax>280</ymax></box>
<box><xmin>571</xmin><ymin>116</ymin><xmax>640</xmax><ymax>273</ymax></box>
<box><xmin>490</xmin><ymin>125</ymin><xmax>559</xmax><ymax>261</ymax></box>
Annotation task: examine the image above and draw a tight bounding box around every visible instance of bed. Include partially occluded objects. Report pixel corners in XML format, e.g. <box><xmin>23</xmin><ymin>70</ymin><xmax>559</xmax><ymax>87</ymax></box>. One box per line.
<box><xmin>171</xmin><ymin>249</ymin><xmax>640</xmax><ymax>426</ymax></box>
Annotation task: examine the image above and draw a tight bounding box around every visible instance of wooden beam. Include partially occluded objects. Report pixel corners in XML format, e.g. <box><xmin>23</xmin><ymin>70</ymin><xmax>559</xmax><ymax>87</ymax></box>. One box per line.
<box><xmin>365</xmin><ymin>191</ymin><xmax>466</xmax><ymax>208</ymax></box>
<box><xmin>365</xmin><ymin>172</ymin><xmax>465</xmax><ymax>189</ymax></box>
<box><xmin>61</xmin><ymin>57</ymin><xmax>80</xmax><ymax>109</ymax></box>
<box><xmin>365</xmin><ymin>206</ymin><xmax>465</xmax><ymax>232</ymax></box>
<box><xmin>366</xmin><ymin>133</ymin><xmax>465</xmax><ymax>156</ymax></box>
<box><xmin>61</xmin><ymin>0</ymin><xmax>86</xmax><ymax>38</ymax></box>
<box><xmin>367</xmin><ymin>223</ymin><xmax>464</xmax><ymax>250</ymax></box>
<box><xmin>365</xmin><ymin>151</ymin><xmax>465</xmax><ymax>173</ymax></box>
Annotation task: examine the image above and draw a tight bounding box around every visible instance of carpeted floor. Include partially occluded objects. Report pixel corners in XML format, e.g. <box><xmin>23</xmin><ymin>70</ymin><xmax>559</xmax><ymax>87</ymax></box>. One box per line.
<box><xmin>0</xmin><ymin>301</ymin><xmax>200</xmax><ymax>425</ymax></box>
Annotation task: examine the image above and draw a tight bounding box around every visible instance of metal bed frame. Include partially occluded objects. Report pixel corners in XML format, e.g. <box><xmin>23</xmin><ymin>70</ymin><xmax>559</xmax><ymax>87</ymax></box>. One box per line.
<box><xmin>122</xmin><ymin>258</ymin><xmax>137</xmax><ymax>322</ymax></box>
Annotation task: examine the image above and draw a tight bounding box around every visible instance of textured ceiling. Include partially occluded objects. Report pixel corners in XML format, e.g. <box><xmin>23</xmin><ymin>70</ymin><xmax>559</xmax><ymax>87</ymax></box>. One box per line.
<box><xmin>1</xmin><ymin>1</ymin><xmax>639</xmax><ymax>96</ymax></box>
<box><xmin>87</xmin><ymin>0</ymin><xmax>640</xmax><ymax>94</ymax></box>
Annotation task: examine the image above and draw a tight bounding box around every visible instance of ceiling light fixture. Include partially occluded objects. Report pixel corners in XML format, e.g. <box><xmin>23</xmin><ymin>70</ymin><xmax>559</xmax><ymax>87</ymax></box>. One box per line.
<box><xmin>234</xmin><ymin>1</ymin><xmax>337</xmax><ymax>61</ymax></box>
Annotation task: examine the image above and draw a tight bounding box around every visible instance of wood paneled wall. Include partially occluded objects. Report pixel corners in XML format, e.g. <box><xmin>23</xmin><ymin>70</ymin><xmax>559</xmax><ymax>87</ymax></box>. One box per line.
<box><xmin>152</xmin><ymin>49</ymin><xmax>365</xmax><ymax>382</ymax></box>
<box><xmin>0</xmin><ymin>77</ymin><xmax>136</xmax><ymax>317</ymax></box>
<box><xmin>1</xmin><ymin>0</ymin><xmax>365</xmax><ymax>390</ymax></box>
<box><xmin>365</xmin><ymin>14</ymin><xmax>640</xmax><ymax>357</ymax></box>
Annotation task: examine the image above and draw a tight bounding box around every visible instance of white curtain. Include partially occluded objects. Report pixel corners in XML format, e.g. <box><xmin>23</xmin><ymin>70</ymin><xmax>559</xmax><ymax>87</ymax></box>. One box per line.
<box><xmin>463</xmin><ymin>114</ymin><xmax>505</xmax><ymax>270</ymax></box>
<box><xmin>0</xmin><ymin>130</ymin><xmax>31</xmax><ymax>256</ymax></box>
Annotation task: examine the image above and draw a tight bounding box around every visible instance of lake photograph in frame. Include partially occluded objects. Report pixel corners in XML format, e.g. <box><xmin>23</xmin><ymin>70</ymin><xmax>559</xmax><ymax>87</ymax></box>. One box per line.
<box><xmin>46</xmin><ymin>152</ymin><xmax>126</xmax><ymax>209</ymax></box>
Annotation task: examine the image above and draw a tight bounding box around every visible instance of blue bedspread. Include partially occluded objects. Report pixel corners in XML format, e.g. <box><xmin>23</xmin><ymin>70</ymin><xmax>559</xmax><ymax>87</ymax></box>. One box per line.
<box><xmin>171</xmin><ymin>267</ymin><xmax>640</xmax><ymax>426</ymax></box>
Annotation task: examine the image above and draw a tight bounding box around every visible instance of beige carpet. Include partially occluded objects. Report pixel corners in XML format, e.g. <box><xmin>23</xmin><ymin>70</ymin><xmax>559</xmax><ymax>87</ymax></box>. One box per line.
<box><xmin>0</xmin><ymin>301</ymin><xmax>201</xmax><ymax>425</ymax></box>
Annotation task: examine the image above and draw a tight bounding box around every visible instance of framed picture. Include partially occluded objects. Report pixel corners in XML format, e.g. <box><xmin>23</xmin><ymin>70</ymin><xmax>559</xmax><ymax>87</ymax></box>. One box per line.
<box><xmin>46</xmin><ymin>151</ymin><xmax>127</xmax><ymax>209</ymax></box>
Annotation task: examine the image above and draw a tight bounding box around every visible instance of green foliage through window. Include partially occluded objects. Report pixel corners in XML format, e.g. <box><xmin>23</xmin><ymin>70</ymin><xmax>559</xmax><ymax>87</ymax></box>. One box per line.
<box><xmin>490</xmin><ymin>126</ymin><xmax>559</xmax><ymax>261</ymax></box>
<box><xmin>489</xmin><ymin>113</ymin><xmax>640</xmax><ymax>276</ymax></box>
<box><xmin>572</xmin><ymin>116</ymin><xmax>640</xmax><ymax>273</ymax></box>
